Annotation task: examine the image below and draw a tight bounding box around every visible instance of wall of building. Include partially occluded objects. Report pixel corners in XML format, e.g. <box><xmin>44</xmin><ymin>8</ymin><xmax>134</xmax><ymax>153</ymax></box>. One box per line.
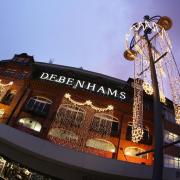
<box><xmin>0</xmin><ymin>54</ymin><xmax>180</xmax><ymax>179</ymax></box>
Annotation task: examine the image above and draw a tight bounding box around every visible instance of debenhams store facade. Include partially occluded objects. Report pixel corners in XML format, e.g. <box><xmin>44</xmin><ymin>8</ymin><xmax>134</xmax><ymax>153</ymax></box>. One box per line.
<box><xmin>0</xmin><ymin>53</ymin><xmax>179</xmax><ymax>180</ymax></box>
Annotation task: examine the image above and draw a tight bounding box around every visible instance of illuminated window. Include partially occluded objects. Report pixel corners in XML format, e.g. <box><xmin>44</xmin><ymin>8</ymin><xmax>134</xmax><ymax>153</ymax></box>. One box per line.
<box><xmin>0</xmin><ymin>156</ymin><xmax>6</xmax><ymax>176</ymax></box>
<box><xmin>164</xmin><ymin>130</ymin><xmax>180</xmax><ymax>147</ymax></box>
<box><xmin>124</xmin><ymin>147</ymin><xmax>148</xmax><ymax>159</ymax></box>
<box><xmin>24</xmin><ymin>96</ymin><xmax>52</xmax><ymax>117</ymax></box>
<box><xmin>55</xmin><ymin>104</ymin><xmax>85</xmax><ymax>127</ymax></box>
<box><xmin>48</xmin><ymin>128</ymin><xmax>78</xmax><ymax>141</ymax></box>
<box><xmin>18</xmin><ymin>118</ymin><xmax>42</xmax><ymax>132</ymax></box>
<box><xmin>0</xmin><ymin>109</ymin><xmax>4</xmax><ymax>118</ymax></box>
<box><xmin>86</xmin><ymin>138</ymin><xmax>116</xmax><ymax>153</ymax></box>
<box><xmin>164</xmin><ymin>155</ymin><xmax>180</xmax><ymax>169</ymax></box>
<box><xmin>90</xmin><ymin>113</ymin><xmax>119</xmax><ymax>136</ymax></box>
<box><xmin>126</xmin><ymin>122</ymin><xmax>152</xmax><ymax>145</ymax></box>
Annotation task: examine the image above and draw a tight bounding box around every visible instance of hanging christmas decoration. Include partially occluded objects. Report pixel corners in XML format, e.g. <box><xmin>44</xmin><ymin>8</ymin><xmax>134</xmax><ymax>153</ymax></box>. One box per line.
<box><xmin>124</xmin><ymin>15</ymin><xmax>180</xmax><ymax>143</ymax></box>
<box><xmin>48</xmin><ymin>94</ymin><xmax>117</xmax><ymax>157</ymax></box>
<box><xmin>64</xmin><ymin>93</ymin><xmax>114</xmax><ymax>112</ymax></box>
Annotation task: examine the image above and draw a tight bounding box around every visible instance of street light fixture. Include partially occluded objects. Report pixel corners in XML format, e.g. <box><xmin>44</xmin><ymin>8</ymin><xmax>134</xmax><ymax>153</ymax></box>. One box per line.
<box><xmin>124</xmin><ymin>15</ymin><xmax>174</xmax><ymax>180</ymax></box>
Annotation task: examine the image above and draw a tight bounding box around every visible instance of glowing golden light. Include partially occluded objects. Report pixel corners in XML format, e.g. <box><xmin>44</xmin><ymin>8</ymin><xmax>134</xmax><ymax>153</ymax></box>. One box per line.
<box><xmin>64</xmin><ymin>93</ymin><xmax>114</xmax><ymax>112</ymax></box>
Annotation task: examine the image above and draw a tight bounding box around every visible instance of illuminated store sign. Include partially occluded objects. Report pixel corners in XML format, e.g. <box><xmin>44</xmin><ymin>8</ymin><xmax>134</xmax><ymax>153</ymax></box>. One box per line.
<box><xmin>40</xmin><ymin>72</ymin><xmax>126</xmax><ymax>100</ymax></box>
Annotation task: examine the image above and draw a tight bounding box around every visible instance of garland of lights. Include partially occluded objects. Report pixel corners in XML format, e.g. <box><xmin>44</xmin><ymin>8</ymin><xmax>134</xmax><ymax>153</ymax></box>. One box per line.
<box><xmin>132</xmin><ymin>78</ymin><xmax>144</xmax><ymax>143</ymax></box>
<box><xmin>128</xmin><ymin>32</ymin><xmax>144</xmax><ymax>143</ymax></box>
<box><xmin>48</xmin><ymin>94</ymin><xmax>116</xmax><ymax>154</ymax></box>
<box><xmin>64</xmin><ymin>93</ymin><xmax>114</xmax><ymax>112</ymax></box>
<box><xmin>125</xmin><ymin>17</ymin><xmax>180</xmax><ymax>127</ymax></box>
<box><xmin>142</xmin><ymin>82</ymin><xmax>166</xmax><ymax>104</ymax></box>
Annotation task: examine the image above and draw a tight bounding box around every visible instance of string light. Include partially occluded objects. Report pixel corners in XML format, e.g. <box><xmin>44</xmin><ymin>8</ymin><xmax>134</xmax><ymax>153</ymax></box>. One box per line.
<box><xmin>126</xmin><ymin>17</ymin><xmax>180</xmax><ymax>126</ymax></box>
<box><xmin>142</xmin><ymin>82</ymin><xmax>166</xmax><ymax>104</ymax></box>
<box><xmin>64</xmin><ymin>93</ymin><xmax>114</xmax><ymax>112</ymax></box>
<box><xmin>48</xmin><ymin>94</ymin><xmax>117</xmax><ymax>157</ymax></box>
<box><xmin>143</xmin><ymin>82</ymin><xmax>153</xmax><ymax>95</ymax></box>
<box><xmin>132</xmin><ymin>78</ymin><xmax>144</xmax><ymax>143</ymax></box>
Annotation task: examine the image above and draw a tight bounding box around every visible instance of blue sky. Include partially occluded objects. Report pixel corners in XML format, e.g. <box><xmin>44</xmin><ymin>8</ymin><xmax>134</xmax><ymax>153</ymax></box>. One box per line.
<box><xmin>0</xmin><ymin>0</ymin><xmax>179</xmax><ymax>83</ymax></box>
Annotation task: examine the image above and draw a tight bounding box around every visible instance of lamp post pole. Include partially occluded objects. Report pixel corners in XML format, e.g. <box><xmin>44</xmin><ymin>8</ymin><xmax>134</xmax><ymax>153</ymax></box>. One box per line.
<box><xmin>124</xmin><ymin>15</ymin><xmax>173</xmax><ymax>180</ymax></box>
<box><xmin>145</xmin><ymin>32</ymin><xmax>163</xmax><ymax>180</ymax></box>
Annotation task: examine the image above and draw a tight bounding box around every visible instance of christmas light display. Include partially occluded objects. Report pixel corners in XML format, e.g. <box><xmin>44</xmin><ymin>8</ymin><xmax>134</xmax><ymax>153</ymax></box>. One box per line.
<box><xmin>64</xmin><ymin>93</ymin><xmax>114</xmax><ymax>112</ymax></box>
<box><xmin>124</xmin><ymin>15</ymin><xmax>180</xmax><ymax>143</ymax></box>
<box><xmin>47</xmin><ymin>93</ymin><xmax>117</xmax><ymax>156</ymax></box>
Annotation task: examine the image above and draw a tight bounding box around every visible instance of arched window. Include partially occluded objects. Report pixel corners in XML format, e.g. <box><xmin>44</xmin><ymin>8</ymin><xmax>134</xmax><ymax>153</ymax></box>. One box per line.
<box><xmin>86</xmin><ymin>138</ymin><xmax>116</xmax><ymax>152</ymax></box>
<box><xmin>18</xmin><ymin>118</ymin><xmax>42</xmax><ymax>132</ymax></box>
<box><xmin>24</xmin><ymin>96</ymin><xmax>52</xmax><ymax>117</ymax></box>
<box><xmin>0</xmin><ymin>109</ymin><xmax>4</xmax><ymax>118</ymax></box>
<box><xmin>90</xmin><ymin>113</ymin><xmax>119</xmax><ymax>136</ymax></box>
<box><xmin>125</xmin><ymin>147</ymin><xmax>148</xmax><ymax>159</ymax></box>
<box><xmin>126</xmin><ymin>122</ymin><xmax>152</xmax><ymax>145</ymax></box>
<box><xmin>0</xmin><ymin>156</ymin><xmax>6</xmax><ymax>175</ymax></box>
<box><xmin>48</xmin><ymin>128</ymin><xmax>78</xmax><ymax>141</ymax></box>
<box><xmin>55</xmin><ymin>104</ymin><xmax>85</xmax><ymax>127</ymax></box>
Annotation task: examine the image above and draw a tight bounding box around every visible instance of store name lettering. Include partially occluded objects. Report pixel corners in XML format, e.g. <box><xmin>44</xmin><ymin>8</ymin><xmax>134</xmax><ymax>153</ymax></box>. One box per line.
<box><xmin>40</xmin><ymin>72</ymin><xmax>126</xmax><ymax>100</ymax></box>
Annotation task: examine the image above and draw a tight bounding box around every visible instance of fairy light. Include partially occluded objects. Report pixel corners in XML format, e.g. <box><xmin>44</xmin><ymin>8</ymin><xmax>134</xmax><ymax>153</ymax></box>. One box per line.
<box><xmin>64</xmin><ymin>93</ymin><xmax>114</xmax><ymax>112</ymax></box>
<box><xmin>48</xmin><ymin>93</ymin><xmax>117</xmax><ymax>156</ymax></box>
<box><xmin>125</xmin><ymin>17</ymin><xmax>177</xmax><ymax>142</ymax></box>
<box><xmin>158</xmin><ymin>28</ymin><xmax>180</xmax><ymax>124</ymax></box>
<box><xmin>132</xmin><ymin>78</ymin><xmax>144</xmax><ymax>143</ymax></box>
<box><xmin>143</xmin><ymin>82</ymin><xmax>153</xmax><ymax>95</ymax></box>
<box><xmin>139</xmin><ymin>19</ymin><xmax>180</xmax><ymax>123</ymax></box>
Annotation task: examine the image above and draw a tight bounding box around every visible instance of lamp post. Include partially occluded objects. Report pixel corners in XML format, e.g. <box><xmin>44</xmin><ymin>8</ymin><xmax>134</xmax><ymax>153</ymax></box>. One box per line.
<box><xmin>124</xmin><ymin>15</ymin><xmax>173</xmax><ymax>180</ymax></box>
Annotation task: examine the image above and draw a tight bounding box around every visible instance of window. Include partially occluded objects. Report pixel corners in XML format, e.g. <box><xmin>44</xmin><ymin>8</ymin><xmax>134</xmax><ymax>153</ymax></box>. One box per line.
<box><xmin>0</xmin><ymin>85</ymin><xmax>11</xmax><ymax>102</ymax></box>
<box><xmin>18</xmin><ymin>118</ymin><xmax>42</xmax><ymax>132</ymax></box>
<box><xmin>164</xmin><ymin>130</ymin><xmax>180</xmax><ymax>147</ymax></box>
<box><xmin>1</xmin><ymin>90</ymin><xmax>16</xmax><ymax>104</ymax></box>
<box><xmin>163</xmin><ymin>108</ymin><xmax>176</xmax><ymax>123</ymax></box>
<box><xmin>0</xmin><ymin>156</ymin><xmax>6</xmax><ymax>176</ymax></box>
<box><xmin>124</xmin><ymin>147</ymin><xmax>148</xmax><ymax>159</ymax></box>
<box><xmin>126</xmin><ymin>122</ymin><xmax>152</xmax><ymax>145</ymax></box>
<box><xmin>0</xmin><ymin>109</ymin><xmax>4</xmax><ymax>118</ymax></box>
<box><xmin>24</xmin><ymin>96</ymin><xmax>52</xmax><ymax>117</ymax></box>
<box><xmin>55</xmin><ymin>104</ymin><xmax>85</xmax><ymax>127</ymax></box>
<box><xmin>164</xmin><ymin>155</ymin><xmax>180</xmax><ymax>169</ymax></box>
<box><xmin>90</xmin><ymin>113</ymin><xmax>119</xmax><ymax>136</ymax></box>
<box><xmin>48</xmin><ymin>128</ymin><xmax>78</xmax><ymax>141</ymax></box>
<box><xmin>86</xmin><ymin>138</ymin><xmax>116</xmax><ymax>152</ymax></box>
<box><xmin>143</xmin><ymin>101</ymin><xmax>152</xmax><ymax>112</ymax></box>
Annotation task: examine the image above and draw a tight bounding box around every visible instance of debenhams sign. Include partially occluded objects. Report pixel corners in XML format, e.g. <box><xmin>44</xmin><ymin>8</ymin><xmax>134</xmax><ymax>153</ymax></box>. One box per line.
<box><xmin>40</xmin><ymin>72</ymin><xmax>126</xmax><ymax>100</ymax></box>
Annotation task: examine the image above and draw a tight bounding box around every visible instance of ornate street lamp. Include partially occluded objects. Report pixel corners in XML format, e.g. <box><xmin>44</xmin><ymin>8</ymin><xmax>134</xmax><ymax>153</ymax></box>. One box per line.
<box><xmin>124</xmin><ymin>15</ymin><xmax>180</xmax><ymax>180</ymax></box>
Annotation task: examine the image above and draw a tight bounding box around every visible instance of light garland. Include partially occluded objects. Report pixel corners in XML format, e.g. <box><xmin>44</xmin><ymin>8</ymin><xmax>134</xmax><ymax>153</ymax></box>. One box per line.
<box><xmin>142</xmin><ymin>82</ymin><xmax>166</xmax><ymax>104</ymax></box>
<box><xmin>126</xmin><ymin>18</ymin><xmax>180</xmax><ymax>125</ymax></box>
<box><xmin>142</xmin><ymin>82</ymin><xmax>153</xmax><ymax>95</ymax></box>
<box><xmin>64</xmin><ymin>93</ymin><xmax>114</xmax><ymax>112</ymax></box>
<box><xmin>132</xmin><ymin>78</ymin><xmax>144</xmax><ymax>143</ymax></box>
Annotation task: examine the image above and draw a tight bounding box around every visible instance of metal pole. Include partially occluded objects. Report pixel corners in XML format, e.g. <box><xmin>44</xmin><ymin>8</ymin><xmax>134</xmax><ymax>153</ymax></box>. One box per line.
<box><xmin>145</xmin><ymin>33</ymin><xmax>164</xmax><ymax>180</ymax></box>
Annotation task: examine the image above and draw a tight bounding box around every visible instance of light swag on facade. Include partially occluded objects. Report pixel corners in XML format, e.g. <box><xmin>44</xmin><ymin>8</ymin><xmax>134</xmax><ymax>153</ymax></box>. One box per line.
<box><xmin>64</xmin><ymin>93</ymin><xmax>114</xmax><ymax>112</ymax></box>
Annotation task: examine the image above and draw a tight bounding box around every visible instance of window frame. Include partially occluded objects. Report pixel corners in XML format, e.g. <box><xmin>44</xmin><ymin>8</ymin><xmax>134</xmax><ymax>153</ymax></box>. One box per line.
<box><xmin>90</xmin><ymin>113</ymin><xmax>119</xmax><ymax>136</ymax></box>
<box><xmin>55</xmin><ymin>103</ymin><xmax>86</xmax><ymax>128</ymax></box>
<box><xmin>86</xmin><ymin>138</ymin><xmax>116</xmax><ymax>153</ymax></box>
<box><xmin>124</xmin><ymin>146</ymin><xmax>148</xmax><ymax>159</ymax></box>
<box><xmin>18</xmin><ymin>117</ymin><xmax>42</xmax><ymax>132</ymax></box>
<box><xmin>24</xmin><ymin>96</ymin><xmax>52</xmax><ymax>117</ymax></box>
